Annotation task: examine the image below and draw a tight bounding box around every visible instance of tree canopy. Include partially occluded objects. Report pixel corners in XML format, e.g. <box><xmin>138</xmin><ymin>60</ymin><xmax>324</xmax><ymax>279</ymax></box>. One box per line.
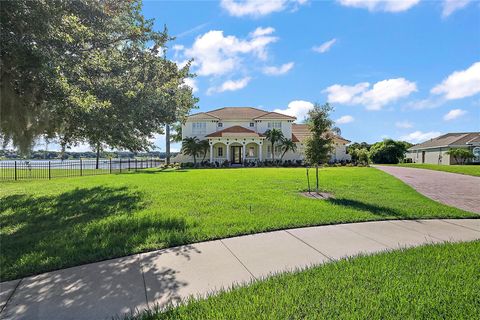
<box><xmin>1</xmin><ymin>0</ymin><xmax>197</xmax><ymax>154</ymax></box>
<box><xmin>369</xmin><ymin>139</ymin><xmax>412</xmax><ymax>164</ymax></box>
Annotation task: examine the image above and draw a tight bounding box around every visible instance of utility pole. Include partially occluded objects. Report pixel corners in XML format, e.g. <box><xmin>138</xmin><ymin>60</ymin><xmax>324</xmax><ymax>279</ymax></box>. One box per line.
<box><xmin>165</xmin><ymin>124</ymin><xmax>171</xmax><ymax>165</ymax></box>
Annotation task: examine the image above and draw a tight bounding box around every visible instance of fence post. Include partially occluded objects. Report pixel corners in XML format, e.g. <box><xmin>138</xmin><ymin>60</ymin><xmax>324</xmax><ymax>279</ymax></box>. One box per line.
<box><xmin>135</xmin><ymin>159</ymin><xmax>137</xmax><ymax>172</ymax></box>
<box><xmin>14</xmin><ymin>161</ymin><xmax>17</xmax><ymax>181</ymax></box>
<box><xmin>80</xmin><ymin>158</ymin><xmax>83</xmax><ymax>176</ymax></box>
<box><xmin>109</xmin><ymin>158</ymin><xmax>112</xmax><ymax>174</ymax></box>
<box><xmin>120</xmin><ymin>159</ymin><xmax>122</xmax><ymax>173</ymax></box>
<box><xmin>48</xmin><ymin>161</ymin><xmax>51</xmax><ymax>180</ymax></box>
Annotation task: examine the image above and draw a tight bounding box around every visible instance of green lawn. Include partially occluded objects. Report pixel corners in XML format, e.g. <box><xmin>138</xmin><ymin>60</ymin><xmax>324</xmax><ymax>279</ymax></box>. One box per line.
<box><xmin>0</xmin><ymin>167</ymin><xmax>476</xmax><ymax>281</ymax></box>
<box><xmin>135</xmin><ymin>241</ymin><xmax>480</xmax><ymax>320</ymax></box>
<box><xmin>392</xmin><ymin>163</ymin><xmax>480</xmax><ymax>176</ymax></box>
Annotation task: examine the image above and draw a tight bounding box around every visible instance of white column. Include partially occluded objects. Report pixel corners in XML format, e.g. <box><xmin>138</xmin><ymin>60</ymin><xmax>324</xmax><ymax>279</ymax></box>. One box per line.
<box><xmin>209</xmin><ymin>143</ymin><xmax>213</xmax><ymax>162</ymax></box>
<box><xmin>226</xmin><ymin>143</ymin><xmax>230</xmax><ymax>162</ymax></box>
<box><xmin>258</xmin><ymin>143</ymin><xmax>263</xmax><ymax>161</ymax></box>
<box><xmin>242</xmin><ymin>144</ymin><xmax>246</xmax><ymax>163</ymax></box>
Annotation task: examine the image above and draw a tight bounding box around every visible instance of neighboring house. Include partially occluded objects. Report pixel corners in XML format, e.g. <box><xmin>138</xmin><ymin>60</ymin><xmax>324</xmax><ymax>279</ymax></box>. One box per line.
<box><xmin>406</xmin><ymin>132</ymin><xmax>480</xmax><ymax>165</ymax></box>
<box><xmin>174</xmin><ymin>107</ymin><xmax>351</xmax><ymax>164</ymax></box>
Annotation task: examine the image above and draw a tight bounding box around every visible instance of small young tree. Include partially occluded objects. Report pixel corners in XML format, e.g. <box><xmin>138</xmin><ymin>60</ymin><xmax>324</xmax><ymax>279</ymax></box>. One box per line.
<box><xmin>280</xmin><ymin>138</ymin><xmax>297</xmax><ymax>160</ymax></box>
<box><xmin>181</xmin><ymin>137</ymin><xmax>201</xmax><ymax>165</ymax></box>
<box><xmin>265</xmin><ymin>128</ymin><xmax>284</xmax><ymax>162</ymax></box>
<box><xmin>446</xmin><ymin>148</ymin><xmax>474</xmax><ymax>164</ymax></box>
<box><xmin>304</xmin><ymin>103</ymin><xmax>339</xmax><ymax>193</ymax></box>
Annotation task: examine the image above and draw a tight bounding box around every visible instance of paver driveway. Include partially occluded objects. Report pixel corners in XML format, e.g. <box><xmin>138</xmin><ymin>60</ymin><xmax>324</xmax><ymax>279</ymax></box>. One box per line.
<box><xmin>374</xmin><ymin>165</ymin><xmax>480</xmax><ymax>214</ymax></box>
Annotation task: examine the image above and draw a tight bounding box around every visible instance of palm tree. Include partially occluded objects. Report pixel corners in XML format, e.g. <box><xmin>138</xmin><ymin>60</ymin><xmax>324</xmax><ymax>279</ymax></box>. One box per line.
<box><xmin>199</xmin><ymin>139</ymin><xmax>210</xmax><ymax>162</ymax></box>
<box><xmin>181</xmin><ymin>137</ymin><xmax>201</xmax><ymax>165</ymax></box>
<box><xmin>264</xmin><ymin>129</ymin><xmax>284</xmax><ymax>161</ymax></box>
<box><xmin>280</xmin><ymin>138</ymin><xmax>297</xmax><ymax>160</ymax></box>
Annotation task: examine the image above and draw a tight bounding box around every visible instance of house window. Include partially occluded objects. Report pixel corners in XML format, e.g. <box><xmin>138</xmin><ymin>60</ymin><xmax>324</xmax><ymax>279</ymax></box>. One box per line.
<box><xmin>249</xmin><ymin>122</ymin><xmax>255</xmax><ymax>127</ymax></box>
<box><xmin>218</xmin><ymin>147</ymin><xmax>223</xmax><ymax>157</ymax></box>
<box><xmin>248</xmin><ymin>146</ymin><xmax>255</xmax><ymax>157</ymax></box>
<box><xmin>192</xmin><ymin>122</ymin><xmax>206</xmax><ymax>134</ymax></box>
<box><xmin>275</xmin><ymin>145</ymin><xmax>282</xmax><ymax>153</ymax></box>
<box><xmin>267</xmin><ymin>122</ymin><xmax>282</xmax><ymax>129</ymax></box>
<box><xmin>218</xmin><ymin>122</ymin><xmax>223</xmax><ymax>128</ymax></box>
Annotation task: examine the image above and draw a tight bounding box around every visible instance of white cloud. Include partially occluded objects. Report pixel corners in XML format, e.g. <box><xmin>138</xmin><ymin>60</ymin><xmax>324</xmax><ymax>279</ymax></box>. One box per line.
<box><xmin>181</xmin><ymin>29</ymin><xmax>278</xmax><ymax>76</ymax></box>
<box><xmin>336</xmin><ymin>115</ymin><xmax>354</xmax><ymax>124</ymax></box>
<box><xmin>207</xmin><ymin>77</ymin><xmax>251</xmax><ymax>95</ymax></box>
<box><xmin>324</xmin><ymin>78</ymin><xmax>417</xmax><ymax>110</ymax></box>
<box><xmin>251</xmin><ymin>26</ymin><xmax>275</xmax><ymax>37</ymax></box>
<box><xmin>182</xmin><ymin>78</ymin><xmax>198</xmax><ymax>93</ymax></box>
<box><xmin>443</xmin><ymin>108</ymin><xmax>467</xmax><ymax>121</ymax></box>
<box><xmin>395</xmin><ymin>121</ymin><xmax>413</xmax><ymax>129</ymax></box>
<box><xmin>337</xmin><ymin>0</ymin><xmax>420</xmax><ymax>12</ymax></box>
<box><xmin>313</xmin><ymin>38</ymin><xmax>337</xmax><ymax>53</ymax></box>
<box><xmin>220</xmin><ymin>0</ymin><xmax>307</xmax><ymax>17</ymax></box>
<box><xmin>274</xmin><ymin>100</ymin><xmax>313</xmax><ymax>122</ymax></box>
<box><xmin>431</xmin><ymin>62</ymin><xmax>480</xmax><ymax>100</ymax></box>
<box><xmin>405</xmin><ymin>98</ymin><xmax>445</xmax><ymax>110</ymax></box>
<box><xmin>400</xmin><ymin>131</ymin><xmax>442</xmax><ymax>144</ymax></box>
<box><xmin>442</xmin><ymin>0</ymin><xmax>472</xmax><ymax>17</ymax></box>
<box><xmin>263</xmin><ymin>62</ymin><xmax>294</xmax><ymax>75</ymax></box>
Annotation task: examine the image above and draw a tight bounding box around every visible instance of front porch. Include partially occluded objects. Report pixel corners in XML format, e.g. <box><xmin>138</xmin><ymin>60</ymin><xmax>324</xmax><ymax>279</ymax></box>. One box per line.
<box><xmin>209</xmin><ymin>138</ymin><xmax>265</xmax><ymax>165</ymax></box>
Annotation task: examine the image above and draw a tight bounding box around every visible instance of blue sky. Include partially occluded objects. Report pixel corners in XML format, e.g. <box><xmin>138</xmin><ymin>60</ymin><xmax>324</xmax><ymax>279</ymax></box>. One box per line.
<box><xmin>41</xmin><ymin>0</ymin><xmax>480</xmax><ymax>152</ymax></box>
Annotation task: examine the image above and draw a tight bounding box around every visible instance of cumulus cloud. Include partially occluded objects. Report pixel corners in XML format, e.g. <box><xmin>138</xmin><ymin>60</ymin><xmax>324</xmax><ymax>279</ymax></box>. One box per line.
<box><xmin>442</xmin><ymin>0</ymin><xmax>472</xmax><ymax>17</ymax></box>
<box><xmin>220</xmin><ymin>0</ymin><xmax>308</xmax><ymax>17</ymax></box>
<box><xmin>182</xmin><ymin>78</ymin><xmax>198</xmax><ymax>93</ymax></box>
<box><xmin>431</xmin><ymin>62</ymin><xmax>480</xmax><ymax>100</ymax></box>
<box><xmin>324</xmin><ymin>78</ymin><xmax>417</xmax><ymax>110</ymax></box>
<box><xmin>443</xmin><ymin>109</ymin><xmax>467</xmax><ymax>121</ymax></box>
<box><xmin>263</xmin><ymin>62</ymin><xmax>294</xmax><ymax>75</ymax></box>
<box><xmin>207</xmin><ymin>77</ymin><xmax>251</xmax><ymax>95</ymax></box>
<box><xmin>400</xmin><ymin>131</ymin><xmax>442</xmax><ymax>144</ymax></box>
<box><xmin>337</xmin><ymin>0</ymin><xmax>420</xmax><ymax>12</ymax></box>
<box><xmin>395</xmin><ymin>121</ymin><xmax>413</xmax><ymax>129</ymax></box>
<box><xmin>180</xmin><ymin>28</ymin><xmax>278</xmax><ymax>76</ymax></box>
<box><xmin>313</xmin><ymin>39</ymin><xmax>337</xmax><ymax>53</ymax></box>
<box><xmin>274</xmin><ymin>100</ymin><xmax>313</xmax><ymax>122</ymax></box>
<box><xmin>336</xmin><ymin>115</ymin><xmax>354</xmax><ymax>124</ymax></box>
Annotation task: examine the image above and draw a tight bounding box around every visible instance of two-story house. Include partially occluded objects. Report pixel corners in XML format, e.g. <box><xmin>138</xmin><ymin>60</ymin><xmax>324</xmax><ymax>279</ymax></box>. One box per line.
<box><xmin>175</xmin><ymin>107</ymin><xmax>350</xmax><ymax>164</ymax></box>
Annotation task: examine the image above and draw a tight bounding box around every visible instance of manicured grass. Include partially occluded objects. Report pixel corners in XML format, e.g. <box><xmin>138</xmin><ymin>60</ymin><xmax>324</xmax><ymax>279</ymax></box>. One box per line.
<box><xmin>135</xmin><ymin>241</ymin><xmax>480</xmax><ymax>320</ymax></box>
<box><xmin>0</xmin><ymin>167</ymin><xmax>476</xmax><ymax>281</ymax></box>
<box><xmin>392</xmin><ymin>163</ymin><xmax>480</xmax><ymax>176</ymax></box>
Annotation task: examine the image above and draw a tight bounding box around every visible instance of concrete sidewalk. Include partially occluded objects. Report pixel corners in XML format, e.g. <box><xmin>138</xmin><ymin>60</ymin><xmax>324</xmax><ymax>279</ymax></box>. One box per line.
<box><xmin>374</xmin><ymin>165</ymin><xmax>480</xmax><ymax>214</ymax></box>
<box><xmin>1</xmin><ymin>219</ymin><xmax>479</xmax><ymax>320</ymax></box>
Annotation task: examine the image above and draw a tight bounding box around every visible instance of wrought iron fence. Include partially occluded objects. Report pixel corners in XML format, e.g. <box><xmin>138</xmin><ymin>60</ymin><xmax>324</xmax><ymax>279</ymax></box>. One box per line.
<box><xmin>0</xmin><ymin>158</ymin><xmax>163</xmax><ymax>181</ymax></box>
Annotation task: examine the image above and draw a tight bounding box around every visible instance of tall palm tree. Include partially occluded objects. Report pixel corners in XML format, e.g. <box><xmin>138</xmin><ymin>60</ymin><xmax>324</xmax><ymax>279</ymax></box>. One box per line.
<box><xmin>181</xmin><ymin>137</ymin><xmax>201</xmax><ymax>165</ymax></box>
<box><xmin>280</xmin><ymin>138</ymin><xmax>297</xmax><ymax>160</ymax></box>
<box><xmin>264</xmin><ymin>128</ymin><xmax>284</xmax><ymax>161</ymax></box>
<box><xmin>199</xmin><ymin>139</ymin><xmax>210</xmax><ymax>162</ymax></box>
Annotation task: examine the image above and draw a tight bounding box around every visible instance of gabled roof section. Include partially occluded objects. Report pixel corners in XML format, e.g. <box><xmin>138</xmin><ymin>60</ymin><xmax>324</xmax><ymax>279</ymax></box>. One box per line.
<box><xmin>206</xmin><ymin>107</ymin><xmax>268</xmax><ymax>120</ymax></box>
<box><xmin>205</xmin><ymin>125</ymin><xmax>264</xmax><ymax>138</ymax></box>
<box><xmin>254</xmin><ymin>111</ymin><xmax>296</xmax><ymax>121</ymax></box>
<box><xmin>187</xmin><ymin>112</ymin><xmax>220</xmax><ymax>120</ymax></box>
<box><xmin>408</xmin><ymin>132</ymin><xmax>480</xmax><ymax>150</ymax></box>
<box><xmin>291</xmin><ymin>124</ymin><xmax>351</xmax><ymax>143</ymax></box>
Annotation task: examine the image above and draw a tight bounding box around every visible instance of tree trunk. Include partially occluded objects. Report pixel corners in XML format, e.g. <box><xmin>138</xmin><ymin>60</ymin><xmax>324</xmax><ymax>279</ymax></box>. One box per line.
<box><xmin>315</xmin><ymin>164</ymin><xmax>319</xmax><ymax>194</ymax></box>
<box><xmin>271</xmin><ymin>142</ymin><xmax>275</xmax><ymax>161</ymax></box>
<box><xmin>165</xmin><ymin>124</ymin><xmax>171</xmax><ymax>165</ymax></box>
<box><xmin>193</xmin><ymin>154</ymin><xmax>196</xmax><ymax>165</ymax></box>
<box><xmin>95</xmin><ymin>143</ymin><xmax>100</xmax><ymax>169</ymax></box>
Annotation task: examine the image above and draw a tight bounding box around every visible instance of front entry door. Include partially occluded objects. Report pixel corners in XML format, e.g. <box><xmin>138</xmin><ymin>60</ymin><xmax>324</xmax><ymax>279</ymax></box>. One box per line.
<box><xmin>231</xmin><ymin>146</ymin><xmax>242</xmax><ymax>164</ymax></box>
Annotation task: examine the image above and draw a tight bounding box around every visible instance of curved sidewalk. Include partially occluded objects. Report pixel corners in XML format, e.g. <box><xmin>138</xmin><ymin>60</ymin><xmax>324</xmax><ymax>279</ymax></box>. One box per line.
<box><xmin>1</xmin><ymin>219</ymin><xmax>480</xmax><ymax>320</ymax></box>
<box><xmin>374</xmin><ymin>165</ymin><xmax>480</xmax><ymax>214</ymax></box>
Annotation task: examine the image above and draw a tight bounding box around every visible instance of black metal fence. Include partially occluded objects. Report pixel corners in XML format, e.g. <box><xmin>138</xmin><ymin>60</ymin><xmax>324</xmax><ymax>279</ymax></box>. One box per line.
<box><xmin>0</xmin><ymin>158</ymin><xmax>163</xmax><ymax>181</ymax></box>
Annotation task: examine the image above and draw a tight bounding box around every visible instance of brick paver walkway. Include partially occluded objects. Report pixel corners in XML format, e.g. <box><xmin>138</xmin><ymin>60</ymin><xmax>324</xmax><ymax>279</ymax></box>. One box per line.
<box><xmin>374</xmin><ymin>165</ymin><xmax>480</xmax><ymax>214</ymax></box>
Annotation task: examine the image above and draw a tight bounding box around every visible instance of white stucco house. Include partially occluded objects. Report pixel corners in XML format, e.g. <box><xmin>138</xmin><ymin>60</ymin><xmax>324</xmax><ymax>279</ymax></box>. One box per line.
<box><xmin>174</xmin><ymin>107</ymin><xmax>351</xmax><ymax>165</ymax></box>
<box><xmin>405</xmin><ymin>132</ymin><xmax>480</xmax><ymax>165</ymax></box>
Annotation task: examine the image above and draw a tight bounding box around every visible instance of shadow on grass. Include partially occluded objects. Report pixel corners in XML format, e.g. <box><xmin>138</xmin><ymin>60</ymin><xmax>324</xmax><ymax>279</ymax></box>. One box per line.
<box><xmin>0</xmin><ymin>186</ymin><xmax>191</xmax><ymax>281</ymax></box>
<box><xmin>327</xmin><ymin>198</ymin><xmax>408</xmax><ymax>218</ymax></box>
<box><xmin>133</xmin><ymin>168</ymin><xmax>190</xmax><ymax>174</ymax></box>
